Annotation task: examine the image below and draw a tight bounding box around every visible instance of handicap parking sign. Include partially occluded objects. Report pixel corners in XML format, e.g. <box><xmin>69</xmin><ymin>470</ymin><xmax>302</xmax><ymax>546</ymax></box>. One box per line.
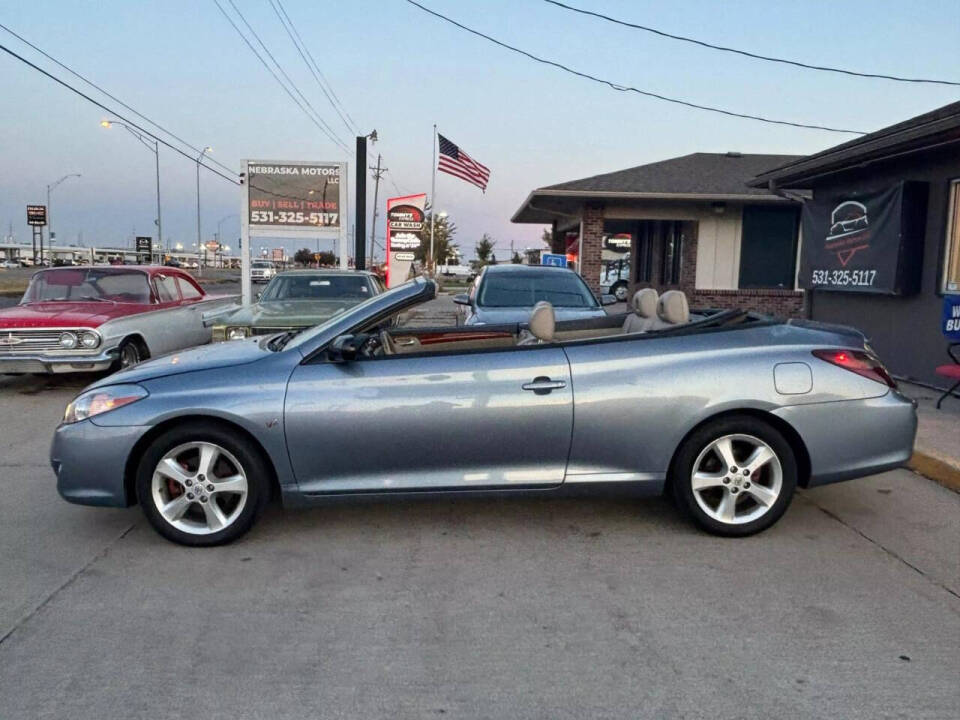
<box><xmin>541</xmin><ymin>253</ymin><xmax>567</xmax><ymax>268</ymax></box>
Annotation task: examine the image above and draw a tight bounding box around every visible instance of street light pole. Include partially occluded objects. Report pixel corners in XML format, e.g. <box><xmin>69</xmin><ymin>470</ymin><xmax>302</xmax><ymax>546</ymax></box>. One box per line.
<box><xmin>195</xmin><ymin>147</ymin><xmax>212</xmax><ymax>275</ymax></box>
<box><xmin>45</xmin><ymin>173</ymin><xmax>81</xmax><ymax>264</ymax></box>
<box><xmin>101</xmin><ymin>121</ymin><xmax>161</xmax><ymax>256</ymax></box>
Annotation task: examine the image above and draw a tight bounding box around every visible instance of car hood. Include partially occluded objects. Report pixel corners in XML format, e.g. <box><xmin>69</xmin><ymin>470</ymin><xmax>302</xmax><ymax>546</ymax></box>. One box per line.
<box><xmin>0</xmin><ymin>301</ymin><xmax>146</xmax><ymax>328</ymax></box>
<box><xmin>88</xmin><ymin>337</ymin><xmax>273</xmax><ymax>389</ymax></box>
<box><xmin>221</xmin><ymin>300</ymin><xmax>359</xmax><ymax>328</ymax></box>
<box><xmin>468</xmin><ymin>306</ymin><xmax>607</xmax><ymax>325</ymax></box>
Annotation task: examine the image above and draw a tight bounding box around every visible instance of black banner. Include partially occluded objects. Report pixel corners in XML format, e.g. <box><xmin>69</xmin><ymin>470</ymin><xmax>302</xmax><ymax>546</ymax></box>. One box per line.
<box><xmin>136</xmin><ymin>236</ymin><xmax>152</xmax><ymax>263</ymax></box>
<box><xmin>800</xmin><ymin>181</ymin><xmax>927</xmax><ymax>295</ymax></box>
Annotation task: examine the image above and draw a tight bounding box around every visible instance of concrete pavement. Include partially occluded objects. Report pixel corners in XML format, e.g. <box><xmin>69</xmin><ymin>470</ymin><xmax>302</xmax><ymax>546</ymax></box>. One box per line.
<box><xmin>0</xmin><ymin>370</ymin><xmax>957</xmax><ymax>719</ymax></box>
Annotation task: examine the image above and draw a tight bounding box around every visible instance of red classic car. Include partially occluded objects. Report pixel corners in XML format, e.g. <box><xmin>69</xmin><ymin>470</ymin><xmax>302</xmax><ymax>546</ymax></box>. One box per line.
<box><xmin>0</xmin><ymin>265</ymin><xmax>233</xmax><ymax>374</ymax></box>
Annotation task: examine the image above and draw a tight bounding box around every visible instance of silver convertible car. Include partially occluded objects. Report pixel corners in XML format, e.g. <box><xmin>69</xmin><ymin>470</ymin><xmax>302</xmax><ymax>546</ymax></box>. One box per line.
<box><xmin>52</xmin><ymin>278</ymin><xmax>917</xmax><ymax>546</ymax></box>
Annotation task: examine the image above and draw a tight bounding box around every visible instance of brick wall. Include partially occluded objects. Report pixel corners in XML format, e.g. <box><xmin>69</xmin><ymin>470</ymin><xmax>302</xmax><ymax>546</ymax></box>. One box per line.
<box><xmin>692</xmin><ymin>288</ymin><xmax>806</xmax><ymax>318</ymax></box>
<box><xmin>580</xmin><ymin>203</ymin><xmax>604</xmax><ymax>295</ymax></box>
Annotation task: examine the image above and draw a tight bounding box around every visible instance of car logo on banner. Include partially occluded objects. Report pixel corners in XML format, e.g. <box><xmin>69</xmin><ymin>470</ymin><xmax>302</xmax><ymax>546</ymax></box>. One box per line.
<box><xmin>826</xmin><ymin>201</ymin><xmax>870</xmax><ymax>267</ymax></box>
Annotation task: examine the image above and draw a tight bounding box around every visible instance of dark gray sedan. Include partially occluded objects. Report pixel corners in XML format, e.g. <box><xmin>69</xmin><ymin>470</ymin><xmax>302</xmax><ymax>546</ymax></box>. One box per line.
<box><xmin>455</xmin><ymin>264</ymin><xmax>613</xmax><ymax>325</ymax></box>
<box><xmin>52</xmin><ymin>277</ymin><xmax>916</xmax><ymax>546</ymax></box>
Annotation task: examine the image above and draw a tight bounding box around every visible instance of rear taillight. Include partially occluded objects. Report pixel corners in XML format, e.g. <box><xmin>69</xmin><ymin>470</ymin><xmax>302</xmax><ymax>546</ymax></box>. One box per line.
<box><xmin>812</xmin><ymin>349</ymin><xmax>896</xmax><ymax>388</ymax></box>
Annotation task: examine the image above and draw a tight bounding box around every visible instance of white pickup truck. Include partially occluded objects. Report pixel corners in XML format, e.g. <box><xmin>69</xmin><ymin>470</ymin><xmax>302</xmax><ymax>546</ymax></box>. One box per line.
<box><xmin>599</xmin><ymin>257</ymin><xmax>630</xmax><ymax>301</ymax></box>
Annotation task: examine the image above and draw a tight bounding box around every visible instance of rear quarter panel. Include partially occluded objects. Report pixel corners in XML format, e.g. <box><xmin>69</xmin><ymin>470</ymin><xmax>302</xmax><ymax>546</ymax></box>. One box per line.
<box><xmin>560</xmin><ymin>323</ymin><xmax>888</xmax><ymax>478</ymax></box>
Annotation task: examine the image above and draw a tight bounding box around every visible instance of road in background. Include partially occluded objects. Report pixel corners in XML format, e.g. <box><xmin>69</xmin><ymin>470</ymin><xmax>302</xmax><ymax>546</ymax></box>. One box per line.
<box><xmin>0</xmin><ymin>368</ymin><xmax>957</xmax><ymax>719</ymax></box>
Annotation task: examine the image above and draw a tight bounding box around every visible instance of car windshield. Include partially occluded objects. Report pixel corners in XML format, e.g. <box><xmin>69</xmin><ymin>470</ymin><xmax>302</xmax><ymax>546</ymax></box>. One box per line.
<box><xmin>477</xmin><ymin>271</ymin><xmax>599</xmax><ymax>308</ymax></box>
<box><xmin>261</xmin><ymin>274</ymin><xmax>371</xmax><ymax>302</ymax></box>
<box><xmin>283</xmin><ymin>277</ymin><xmax>426</xmax><ymax>351</ymax></box>
<box><xmin>22</xmin><ymin>268</ymin><xmax>152</xmax><ymax>304</ymax></box>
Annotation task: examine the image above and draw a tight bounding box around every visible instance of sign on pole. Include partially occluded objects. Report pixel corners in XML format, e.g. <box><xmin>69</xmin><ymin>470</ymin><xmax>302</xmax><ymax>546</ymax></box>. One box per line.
<box><xmin>385</xmin><ymin>193</ymin><xmax>426</xmax><ymax>288</ymax></box>
<box><xmin>136</xmin><ymin>236</ymin><xmax>153</xmax><ymax>263</ymax></box>
<box><xmin>27</xmin><ymin>205</ymin><xmax>47</xmax><ymax>226</ymax></box>
<box><xmin>541</xmin><ymin>253</ymin><xmax>568</xmax><ymax>267</ymax></box>
<box><xmin>240</xmin><ymin>159</ymin><xmax>348</xmax><ymax>305</ymax></box>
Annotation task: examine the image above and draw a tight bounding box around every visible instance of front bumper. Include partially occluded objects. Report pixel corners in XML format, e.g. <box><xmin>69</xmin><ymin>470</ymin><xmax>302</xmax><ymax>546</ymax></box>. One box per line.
<box><xmin>0</xmin><ymin>347</ymin><xmax>117</xmax><ymax>374</ymax></box>
<box><xmin>51</xmin><ymin>419</ymin><xmax>149</xmax><ymax>507</ymax></box>
<box><xmin>773</xmin><ymin>390</ymin><xmax>918</xmax><ymax>487</ymax></box>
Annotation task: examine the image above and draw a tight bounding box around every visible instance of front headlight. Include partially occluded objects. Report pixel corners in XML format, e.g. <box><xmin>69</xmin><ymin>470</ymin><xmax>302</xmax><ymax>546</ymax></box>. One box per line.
<box><xmin>58</xmin><ymin>332</ymin><xmax>78</xmax><ymax>349</ymax></box>
<box><xmin>63</xmin><ymin>384</ymin><xmax>148</xmax><ymax>424</ymax></box>
<box><xmin>79</xmin><ymin>331</ymin><xmax>100</xmax><ymax>349</ymax></box>
<box><xmin>227</xmin><ymin>326</ymin><xmax>250</xmax><ymax>340</ymax></box>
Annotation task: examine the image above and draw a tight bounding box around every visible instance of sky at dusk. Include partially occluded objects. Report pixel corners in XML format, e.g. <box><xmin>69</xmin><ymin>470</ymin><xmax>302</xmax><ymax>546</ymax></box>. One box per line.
<box><xmin>1</xmin><ymin>0</ymin><xmax>958</xmax><ymax>261</ymax></box>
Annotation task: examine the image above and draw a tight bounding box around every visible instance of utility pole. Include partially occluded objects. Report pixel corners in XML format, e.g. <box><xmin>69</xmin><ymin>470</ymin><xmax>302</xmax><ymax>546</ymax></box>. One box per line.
<box><xmin>369</xmin><ymin>154</ymin><xmax>386</xmax><ymax>265</ymax></box>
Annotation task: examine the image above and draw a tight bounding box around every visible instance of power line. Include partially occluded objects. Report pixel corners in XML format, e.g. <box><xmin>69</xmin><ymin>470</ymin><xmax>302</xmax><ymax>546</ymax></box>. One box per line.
<box><xmin>544</xmin><ymin>0</ymin><xmax>960</xmax><ymax>87</ymax></box>
<box><xmin>0</xmin><ymin>41</ymin><xmax>240</xmax><ymax>185</ymax></box>
<box><xmin>222</xmin><ymin>0</ymin><xmax>350</xmax><ymax>152</ymax></box>
<box><xmin>403</xmin><ymin>0</ymin><xmax>865</xmax><ymax>135</ymax></box>
<box><xmin>269</xmin><ymin>0</ymin><xmax>359</xmax><ymax>134</ymax></box>
<box><xmin>213</xmin><ymin>0</ymin><xmax>350</xmax><ymax>154</ymax></box>
<box><xmin>0</xmin><ymin>22</ymin><xmax>239</xmax><ymax>176</ymax></box>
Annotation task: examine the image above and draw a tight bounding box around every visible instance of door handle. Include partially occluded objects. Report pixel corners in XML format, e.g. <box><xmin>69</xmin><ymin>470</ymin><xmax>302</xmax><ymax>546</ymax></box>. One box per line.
<box><xmin>521</xmin><ymin>376</ymin><xmax>567</xmax><ymax>394</ymax></box>
<box><xmin>395</xmin><ymin>338</ymin><xmax>417</xmax><ymax>346</ymax></box>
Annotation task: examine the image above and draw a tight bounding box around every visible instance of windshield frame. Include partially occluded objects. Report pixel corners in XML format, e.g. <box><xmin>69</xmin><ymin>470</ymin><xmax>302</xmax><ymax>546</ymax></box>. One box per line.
<box><xmin>476</xmin><ymin>268</ymin><xmax>600</xmax><ymax>309</ymax></box>
<box><xmin>282</xmin><ymin>277</ymin><xmax>434</xmax><ymax>354</ymax></box>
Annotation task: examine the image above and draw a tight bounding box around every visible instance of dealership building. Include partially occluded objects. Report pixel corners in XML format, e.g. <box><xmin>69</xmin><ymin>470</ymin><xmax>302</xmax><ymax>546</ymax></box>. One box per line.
<box><xmin>750</xmin><ymin>101</ymin><xmax>960</xmax><ymax>387</ymax></box>
<box><xmin>512</xmin><ymin>152</ymin><xmax>808</xmax><ymax>317</ymax></box>
<box><xmin>513</xmin><ymin>101</ymin><xmax>960</xmax><ymax>387</ymax></box>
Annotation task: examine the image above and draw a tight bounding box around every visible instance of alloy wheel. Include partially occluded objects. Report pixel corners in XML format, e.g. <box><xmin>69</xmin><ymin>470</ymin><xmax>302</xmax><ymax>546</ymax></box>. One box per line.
<box><xmin>150</xmin><ymin>441</ymin><xmax>249</xmax><ymax>535</ymax></box>
<box><xmin>690</xmin><ymin>433</ymin><xmax>782</xmax><ymax>525</ymax></box>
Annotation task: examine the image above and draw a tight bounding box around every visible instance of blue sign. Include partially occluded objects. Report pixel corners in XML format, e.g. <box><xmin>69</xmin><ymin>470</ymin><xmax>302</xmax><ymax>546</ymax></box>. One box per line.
<box><xmin>542</xmin><ymin>253</ymin><xmax>567</xmax><ymax>268</ymax></box>
<box><xmin>943</xmin><ymin>295</ymin><xmax>960</xmax><ymax>340</ymax></box>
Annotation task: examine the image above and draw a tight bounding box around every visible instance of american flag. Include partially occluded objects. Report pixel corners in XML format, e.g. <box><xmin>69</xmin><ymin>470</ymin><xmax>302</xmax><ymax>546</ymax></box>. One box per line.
<box><xmin>437</xmin><ymin>134</ymin><xmax>490</xmax><ymax>191</ymax></box>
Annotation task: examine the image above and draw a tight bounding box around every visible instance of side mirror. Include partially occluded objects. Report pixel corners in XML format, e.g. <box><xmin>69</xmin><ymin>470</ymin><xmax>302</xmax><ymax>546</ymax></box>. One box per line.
<box><xmin>452</xmin><ymin>293</ymin><xmax>471</xmax><ymax>306</ymax></box>
<box><xmin>328</xmin><ymin>334</ymin><xmax>358</xmax><ymax>363</ymax></box>
<box><xmin>600</xmin><ymin>294</ymin><xmax>617</xmax><ymax>306</ymax></box>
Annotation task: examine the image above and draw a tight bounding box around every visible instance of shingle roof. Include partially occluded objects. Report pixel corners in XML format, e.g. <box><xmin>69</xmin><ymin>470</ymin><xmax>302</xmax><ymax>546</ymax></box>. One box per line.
<box><xmin>749</xmin><ymin>101</ymin><xmax>960</xmax><ymax>188</ymax></box>
<box><xmin>542</xmin><ymin>152</ymin><xmax>802</xmax><ymax>196</ymax></box>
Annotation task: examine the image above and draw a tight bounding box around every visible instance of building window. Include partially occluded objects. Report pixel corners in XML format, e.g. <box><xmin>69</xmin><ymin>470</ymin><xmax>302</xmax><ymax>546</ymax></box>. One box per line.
<box><xmin>944</xmin><ymin>180</ymin><xmax>960</xmax><ymax>294</ymax></box>
<box><xmin>635</xmin><ymin>222</ymin><xmax>654</xmax><ymax>283</ymax></box>
<box><xmin>738</xmin><ymin>205</ymin><xmax>800</xmax><ymax>289</ymax></box>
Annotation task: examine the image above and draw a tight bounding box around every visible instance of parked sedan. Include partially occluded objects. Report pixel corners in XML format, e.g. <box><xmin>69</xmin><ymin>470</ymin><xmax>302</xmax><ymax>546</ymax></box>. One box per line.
<box><xmin>0</xmin><ymin>265</ymin><xmax>232</xmax><ymax>373</ymax></box>
<box><xmin>455</xmin><ymin>264</ymin><xmax>613</xmax><ymax>325</ymax></box>
<box><xmin>206</xmin><ymin>269</ymin><xmax>383</xmax><ymax>341</ymax></box>
<box><xmin>52</xmin><ymin>277</ymin><xmax>916</xmax><ymax>546</ymax></box>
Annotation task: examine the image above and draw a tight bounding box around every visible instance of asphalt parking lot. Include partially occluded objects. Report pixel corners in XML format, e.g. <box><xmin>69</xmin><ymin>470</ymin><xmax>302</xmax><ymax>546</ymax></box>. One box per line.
<box><xmin>0</xmin><ymin>364</ymin><xmax>957</xmax><ymax>719</ymax></box>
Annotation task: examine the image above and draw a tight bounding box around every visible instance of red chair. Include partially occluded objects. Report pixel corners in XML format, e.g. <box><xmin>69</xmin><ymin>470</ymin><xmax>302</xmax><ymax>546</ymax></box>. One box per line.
<box><xmin>935</xmin><ymin>343</ymin><xmax>960</xmax><ymax>409</ymax></box>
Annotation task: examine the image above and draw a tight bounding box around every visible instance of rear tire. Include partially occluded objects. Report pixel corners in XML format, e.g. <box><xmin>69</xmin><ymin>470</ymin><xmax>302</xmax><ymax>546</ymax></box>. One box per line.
<box><xmin>135</xmin><ymin>422</ymin><xmax>269</xmax><ymax>546</ymax></box>
<box><xmin>670</xmin><ymin>416</ymin><xmax>796</xmax><ymax>537</ymax></box>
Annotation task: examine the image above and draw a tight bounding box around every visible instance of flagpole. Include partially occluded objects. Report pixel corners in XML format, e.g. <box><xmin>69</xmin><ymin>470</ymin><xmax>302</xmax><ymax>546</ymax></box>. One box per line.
<box><xmin>429</xmin><ymin>123</ymin><xmax>437</xmax><ymax>276</ymax></box>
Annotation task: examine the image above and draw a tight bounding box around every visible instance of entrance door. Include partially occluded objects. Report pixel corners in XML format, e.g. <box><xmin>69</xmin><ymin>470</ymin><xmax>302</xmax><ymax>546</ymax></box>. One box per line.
<box><xmin>284</xmin><ymin>346</ymin><xmax>573</xmax><ymax>494</ymax></box>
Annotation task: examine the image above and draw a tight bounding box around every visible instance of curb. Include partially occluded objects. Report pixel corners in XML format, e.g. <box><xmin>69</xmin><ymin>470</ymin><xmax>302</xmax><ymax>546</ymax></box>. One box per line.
<box><xmin>908</xmin><ymin>448</ymin><xmax>960</xmax><ymax>493</ymax></box>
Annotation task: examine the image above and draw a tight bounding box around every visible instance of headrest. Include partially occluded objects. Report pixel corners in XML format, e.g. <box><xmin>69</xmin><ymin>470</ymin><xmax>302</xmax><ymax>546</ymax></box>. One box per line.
<box><xmin>657</xmin><ymin>290</ymin><xmax>689</xmax><ymax>325</ymax></box>
<box><xmin>632</xmin><ymin>288</ymin><xmax>658</xmax><ymax>318</ymax></box>
<box><xmin>528</xmin><ymin>301</ymin><xmax>555</xmax><ymax>342</ymax></box>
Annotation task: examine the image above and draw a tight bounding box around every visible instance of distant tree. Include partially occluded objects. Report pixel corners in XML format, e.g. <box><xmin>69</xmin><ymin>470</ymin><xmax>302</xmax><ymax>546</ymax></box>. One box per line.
<box><xmin>316</xmin><ymin>250</ymin><xmax>336</xmax><ymax>267</ymax></box>
<box><xmin>414</xmin><ymin>205</ymin><xmax>459</xmax><ymax>270</ymax></box>
<box><xmin>511</xmin><ymin>251</ymin><xmax>523</xmax><ymax>264</ymax></box>
<box><xmin>541</xmin><ymin>227</ymin><xmax>555</xmax><ymax>251</ymax></box>
<box><xmin>472</xmin><ymin>233</ymin><xmax>496</xmax><ymax>272</ymax></box>
<box><xmin>293</xmin><ymin>248</ymin><xmax>314</xmax><ymax>266</ymax></box>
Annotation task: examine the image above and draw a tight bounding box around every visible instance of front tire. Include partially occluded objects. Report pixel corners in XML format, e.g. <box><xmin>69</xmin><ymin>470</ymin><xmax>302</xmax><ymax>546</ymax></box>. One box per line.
<box><xmin>135</xmin><ymin>422</ymin><xmax>269</xmax><ymax>546</ymax></box>
<box><xmin>670</xmin><ymin>416</ymin><xmax>796</xmax><ymax>537</ymax></box>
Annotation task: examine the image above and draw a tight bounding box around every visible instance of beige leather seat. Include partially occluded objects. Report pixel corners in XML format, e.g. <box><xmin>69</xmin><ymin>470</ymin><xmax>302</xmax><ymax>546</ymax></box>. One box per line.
<box><xmin>650</xmin><ymin>290</ymin><xmax>690</xmax><ymax>330</ymax></box>
<box><xmin>518</xmin><ymin>301</ymin><xmax>556</xmax><ymax>345</ymax></box>
<box><xmin>622</xmin><ymin>288</ymin><xmax>658</xmax><ymax>334</ymax></box>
